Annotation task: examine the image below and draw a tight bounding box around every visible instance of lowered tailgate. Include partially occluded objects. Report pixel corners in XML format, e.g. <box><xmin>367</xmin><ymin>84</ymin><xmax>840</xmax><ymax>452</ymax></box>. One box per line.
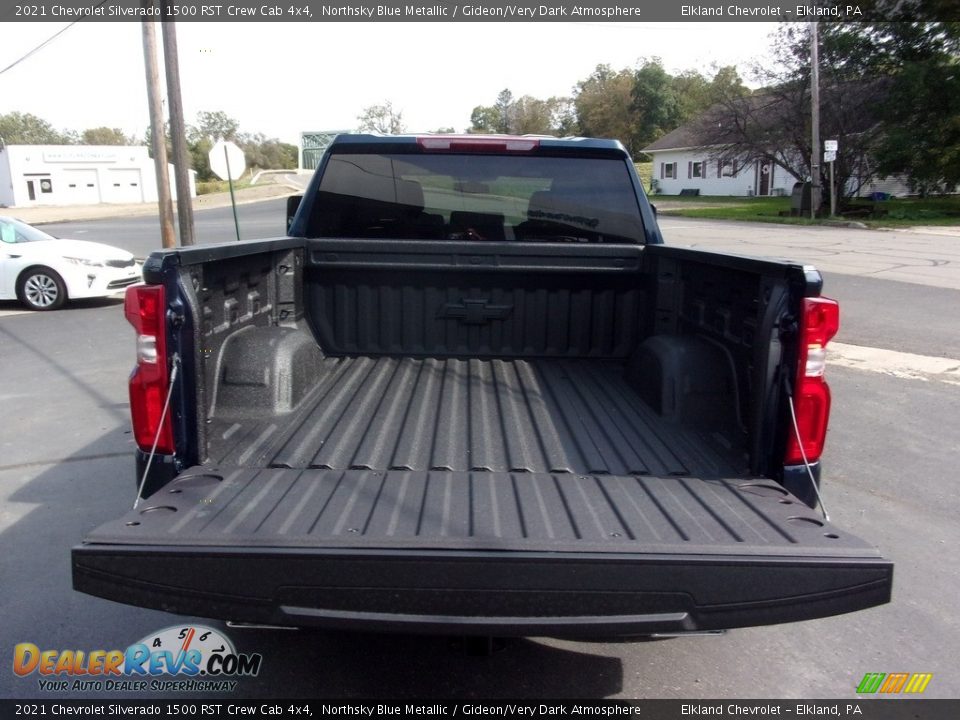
<box><xmin>73</xmin><ymin>467</ymin><xmax>892</xmax><ymax>636</ymax></box>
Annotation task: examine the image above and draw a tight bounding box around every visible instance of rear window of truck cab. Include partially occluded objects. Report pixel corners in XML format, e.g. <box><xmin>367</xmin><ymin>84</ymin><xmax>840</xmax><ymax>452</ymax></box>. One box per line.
<box><xmin>308</xmin><ymin>152</ymin><xmax>644</xmax><ymax>244</ymax></box>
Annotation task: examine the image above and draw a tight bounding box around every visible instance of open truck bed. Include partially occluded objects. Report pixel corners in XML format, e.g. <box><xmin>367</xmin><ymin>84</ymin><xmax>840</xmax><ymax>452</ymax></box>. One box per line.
<box><xmin>73</xmin><ymin>135</ymin><xmax>892</xmax><ymax>637</ymax></box>
<box><xmin>76</xmin><ymin>355</ymin><xmax>888</xmax><ymax>636</ymax></box>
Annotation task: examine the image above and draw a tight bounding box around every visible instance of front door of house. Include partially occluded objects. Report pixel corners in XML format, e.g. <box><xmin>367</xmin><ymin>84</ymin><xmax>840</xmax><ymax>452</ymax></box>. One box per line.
<box><xmin>759</xmin><ymin>162</ymin><xmax>771</xmax><ymax>195</ymax></box>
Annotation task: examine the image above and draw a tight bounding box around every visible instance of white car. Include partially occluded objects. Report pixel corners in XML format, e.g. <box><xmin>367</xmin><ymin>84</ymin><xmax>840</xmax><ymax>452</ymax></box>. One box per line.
<box><xmin>0</xmin><ymin>216</ymin><xmax>141</xmax><ymax>311</ymax></box>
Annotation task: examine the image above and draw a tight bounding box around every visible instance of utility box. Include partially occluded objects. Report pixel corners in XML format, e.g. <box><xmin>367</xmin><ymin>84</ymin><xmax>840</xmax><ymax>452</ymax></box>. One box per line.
<box><xmin>790</xmin><ymin>181</ymin><xmax>812</xmax><ymax>216</ymax></box>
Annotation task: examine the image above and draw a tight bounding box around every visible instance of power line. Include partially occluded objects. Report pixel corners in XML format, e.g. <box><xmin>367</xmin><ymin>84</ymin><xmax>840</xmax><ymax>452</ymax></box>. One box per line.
<box><xmin>0</xmin><ymin>23</ymin><xmax>78</xmax><ymax>77</ymax></box>
<box><xmin>0</xmin><ymin>2</ymin><xmax>108</xmax><ymax>78</ymax></box>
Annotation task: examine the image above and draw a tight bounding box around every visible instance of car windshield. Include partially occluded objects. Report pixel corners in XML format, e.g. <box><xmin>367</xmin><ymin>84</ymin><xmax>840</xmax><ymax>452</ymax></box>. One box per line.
<box><xmin>0</xmin><ymin>218</ymin><xmax>55</xmax><ymax>244</ymax></box>
<box><xmin>307</xmin><ymin>152</ymin><xmax>645</xmax><ymax>244</ymax></box>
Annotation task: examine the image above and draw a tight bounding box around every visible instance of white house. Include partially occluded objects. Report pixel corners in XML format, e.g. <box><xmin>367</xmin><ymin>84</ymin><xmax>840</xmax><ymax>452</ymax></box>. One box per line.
<box><xmin>642</xmin><ymin>126</ymin><xmax>802</xmax><ymax>197</ymax></box>
<box><xmin>0</xmin><ymin>144</ymin><xmax>195</xmax><ymax>208</ymax></box>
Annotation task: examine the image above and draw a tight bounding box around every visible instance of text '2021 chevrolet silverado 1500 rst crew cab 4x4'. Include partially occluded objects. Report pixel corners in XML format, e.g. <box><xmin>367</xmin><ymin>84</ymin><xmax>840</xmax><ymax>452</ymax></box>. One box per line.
<box><xmin>73</xmin><ymin>134</ymin><xmax>891</xmax><ymax>638</ymax></box>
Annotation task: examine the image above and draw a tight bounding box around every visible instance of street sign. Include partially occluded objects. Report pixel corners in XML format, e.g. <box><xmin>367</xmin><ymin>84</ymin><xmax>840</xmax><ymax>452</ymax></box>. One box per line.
<box><xmin>209</xmin><ymin>139</ymin><xmax>246</xmax><ymax>181</ymax></box>
<box><xmin>824</xmin><ymin>150</ymin><xmax>837</xmax><ymax>163</ymax></box>
<box><xmin>824</xmin><ymin>139</ymin><xmax>838</xmax><ymax>152</ymax></box>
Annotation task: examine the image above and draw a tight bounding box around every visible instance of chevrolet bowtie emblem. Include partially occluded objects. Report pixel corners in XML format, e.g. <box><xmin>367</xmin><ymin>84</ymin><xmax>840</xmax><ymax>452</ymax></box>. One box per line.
<box><xmin>437</xmin><ymin>299</ymin><xmax>514</xmax><ymax>325</ymax></box>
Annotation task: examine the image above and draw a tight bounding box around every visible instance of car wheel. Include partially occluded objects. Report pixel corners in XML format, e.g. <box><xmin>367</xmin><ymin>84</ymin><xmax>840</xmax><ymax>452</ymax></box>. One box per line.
<box><xmin>17</xmin><ymin>267</ymin><xmax>67</xmax><ymax>311</ymax></box>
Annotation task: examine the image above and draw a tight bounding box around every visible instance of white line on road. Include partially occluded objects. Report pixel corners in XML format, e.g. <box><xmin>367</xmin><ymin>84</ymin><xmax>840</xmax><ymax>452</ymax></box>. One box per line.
<box><xmin>830</xmin><ymin>342</ymin><xmax>960</xmax><ymax>386</ymax></box>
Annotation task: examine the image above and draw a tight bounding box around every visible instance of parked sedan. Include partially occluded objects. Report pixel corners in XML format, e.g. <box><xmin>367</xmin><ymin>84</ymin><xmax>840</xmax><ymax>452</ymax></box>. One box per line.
<box><xmin>0</xmin><ymin>216</ymin><xmax>141</xmax><ymax>310</ymax></box>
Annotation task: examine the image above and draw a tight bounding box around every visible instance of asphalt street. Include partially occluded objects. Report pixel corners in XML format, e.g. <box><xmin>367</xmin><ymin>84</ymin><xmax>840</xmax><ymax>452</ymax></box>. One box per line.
<box><xmin>1</xmin><ymin>203</ymin><xmax>959</xmax><ymax>700</ymax></box>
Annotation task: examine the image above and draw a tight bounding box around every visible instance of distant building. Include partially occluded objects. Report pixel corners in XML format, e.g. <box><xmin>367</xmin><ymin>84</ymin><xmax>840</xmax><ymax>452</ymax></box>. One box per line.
<box><xmin>0</xmin><ymin>144</ymin><xmax>195</xmax><ymax>208</ymax></box>
<box><xmin>643</xmin><ymin>127</ymin><xmax>802</xmax><ymax>198</ymax></box>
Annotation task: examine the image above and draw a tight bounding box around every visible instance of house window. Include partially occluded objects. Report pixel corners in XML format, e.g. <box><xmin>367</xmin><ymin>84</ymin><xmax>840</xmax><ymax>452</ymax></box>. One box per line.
<box><xmin>692</xmin><ymin>162</ymin><xmax>703</xmax><ymax>178</ymax></box>
<box><xmin>661</xmin><ymin>162</ymin><xmax>677</xmax><ymax>179</ymax></box>
<box><xmin>718</xmin><ymin>160</ymin><xmax>738</xmax><ymax>177</ymax></box>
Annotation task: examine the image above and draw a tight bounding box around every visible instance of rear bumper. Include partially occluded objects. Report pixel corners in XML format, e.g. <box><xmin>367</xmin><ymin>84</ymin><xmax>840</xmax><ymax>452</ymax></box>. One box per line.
<box><xmin>73</xmin><ymin>545</ymin><xmax>892</xmax><ymax>638</ymax></box>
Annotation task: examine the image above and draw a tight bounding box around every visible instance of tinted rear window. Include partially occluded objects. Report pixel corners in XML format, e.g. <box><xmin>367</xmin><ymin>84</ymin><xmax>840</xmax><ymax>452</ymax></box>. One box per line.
<box><xmin>307</xmin><ymin>153</ymin><xmax>644</xmax><ymax>243</ymax></box>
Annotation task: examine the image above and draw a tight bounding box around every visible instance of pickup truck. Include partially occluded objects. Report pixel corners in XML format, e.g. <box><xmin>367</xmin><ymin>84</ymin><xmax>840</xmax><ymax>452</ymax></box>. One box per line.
<box><xmin>73</xmin><ymin>134</ymin><xmax>892</xmax><ymax>638</ymax></box>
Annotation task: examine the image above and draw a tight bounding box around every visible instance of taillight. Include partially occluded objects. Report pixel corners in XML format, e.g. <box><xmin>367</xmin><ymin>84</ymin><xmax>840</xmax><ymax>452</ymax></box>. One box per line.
<box><xmin>124</xmin><ymin>284</ymin><xmax>174</xmax><ymax>454</ymax></box>
<box><xmin>785</xmin><ymin>296</ymin><xmax>840</xmax><ymax>465</ymax></box>
<box><xmin>416</xmin><ymin>135</ymin><xmax>540</xmax><ymax>152</ymax></box>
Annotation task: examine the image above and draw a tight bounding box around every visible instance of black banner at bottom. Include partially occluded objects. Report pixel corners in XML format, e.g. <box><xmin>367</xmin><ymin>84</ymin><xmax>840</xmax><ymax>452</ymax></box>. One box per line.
<box><xmin>2</xmin><ymin>700</ymin><xmax>960</xmax><ymax>720</ymax></box>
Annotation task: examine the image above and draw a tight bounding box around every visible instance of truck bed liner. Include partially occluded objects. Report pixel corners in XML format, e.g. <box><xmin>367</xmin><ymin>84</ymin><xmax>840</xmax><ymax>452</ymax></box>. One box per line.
<box><xmin>209</xmin><ymin>356</ymin><xmax>747</xmax><ymax>479</ymax></box>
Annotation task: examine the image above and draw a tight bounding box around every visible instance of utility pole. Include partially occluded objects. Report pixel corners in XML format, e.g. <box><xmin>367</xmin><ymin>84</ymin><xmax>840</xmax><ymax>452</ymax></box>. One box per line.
<box><xmin>141</xmin><ymin>17</ymin><xmax>176</xmax><ymax>249</ymax></box>
<box><xmin>810</xmin><ymin>21</ymin><xmax>821</xmax><ymax>220</ymax></box>
<box><xmin>161</xmin><ymin>8</ymin><xmax>196</xmax><ymax>246</ymax></box>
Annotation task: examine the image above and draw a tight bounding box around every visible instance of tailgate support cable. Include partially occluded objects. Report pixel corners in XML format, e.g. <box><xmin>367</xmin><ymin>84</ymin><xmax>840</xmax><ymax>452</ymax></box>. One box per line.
<box><xmin>134</xmin><ymin>353</ymin><xmax>181</xmax><ymax>510</ymax></box>
<box><xmin>784</xmin><ymin>376</ymin><xmax>830</xmax><ymax>522</ymax></box>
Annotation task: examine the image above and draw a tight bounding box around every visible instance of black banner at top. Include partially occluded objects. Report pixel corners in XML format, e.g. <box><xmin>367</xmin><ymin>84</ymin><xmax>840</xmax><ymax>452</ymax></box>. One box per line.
<box><xmin>3</xmin><ymin>700</ymin><xmax>960</xmax><ymax>720</ymax></box>
<box><xmin>1</xmin><ymin>0</ymin><xmax>958</xmax><ymax>22</ymax></box>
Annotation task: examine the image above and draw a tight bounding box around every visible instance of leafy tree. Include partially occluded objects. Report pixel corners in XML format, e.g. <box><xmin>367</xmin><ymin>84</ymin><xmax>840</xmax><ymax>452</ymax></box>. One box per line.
<box><xmin>143</xmin><ymin>123</ymin><xmax>172</xmax><ymax>159</ymax></box>
<box><xmin>843</xmin><ymin>22</ymin><xmax>960</xmax><ymax>194</ymax></box>
<box><xmin>631</xmin><ymin>58</ymin><xmax>684</xmax><ymax>152</ymax></box>
<box><xmin>81</xmin><ymin>127</ymin><xmax>133</xmax><ymax>145</ymax></box>
<box><xmin>671</xmin><ymin>70</ymin><xmax>711</xmax><ymax>122</ymax></box>
<box><xmin>574</xmin><ymin>65</ymin><xmax>638</xmax><ymax>152</ymax></box>
<box><xmin>238</xmin><ymin>132</ymin><xmax>297</xmax><ymax>171</ymax></box>
<box><xmin>357</xmin><ymin>101</ymin><xmax>405</xmax><ymax>134</ymax></box>
<box><xmin>469</xmin><ymin>92</ymin><xmax>577</xmax><ymax>136</ymax></box>
<box><xmin>494</xmin><ymin>89</ymin><xmax>514</xmax><ymax>133</ymax></box>
<box><xmin>468</xmin><ymin>105</ymin><xmax>500</xmax><ymax>134</ymax></box>
<box><xmin>189</xmin><ymin>136</ymin><xmax>214</xmax><ymax>181</ymax></box>
<box><xmin>190</xmin><ymin>110</ymin><xmax>240</xmax><ymax>142</ymax></box>
<box><xmin>0</xmin><ymin>112</ymin><xmax>73</xmax><ymax>145</ymax></box>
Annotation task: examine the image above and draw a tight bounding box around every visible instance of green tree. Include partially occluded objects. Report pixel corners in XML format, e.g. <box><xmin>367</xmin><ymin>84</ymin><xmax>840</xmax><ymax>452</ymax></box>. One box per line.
<box><xmin>494</xmin><ymin>89</ymin><xmax>514</xmax><ymax>133</ymax></box>
<box><xmin>357</xmin><ymin>101</ymin><xmax>405</xmax><ymax>134</ymax></box>
<box><xmin>0</xmin><ymin>112</ymin><xmax>73</xmax><ymax>145</ymax></box>
<box><xmin>238</xmin><ymin>132</ymin><xmax>297</xmax><ymax>171</ymax></box>
<box><xmin>468</xmin><ymin>105</ymin><xmax>500</xmax><ymax>134</ymax></box>
<box><xmin>574</xmin><ymin>65</ymin><xmax>638</xmax><ymax>152</ymax></box>
<box><xmin>81</xmin><ymin>127</ymin><xmax>133</xmax><ymax>145</ymax></box>
<box><xmin>842</xmin><ymin>23</ymin><xmax>960</xmax><ymax>194</ymax></box>
<box><xmin>631</xmin><ymin>58</ymin><xmax>683</xmax><ymax>153</ymax></box>
<box><xmin>191</xmin><ymin>110</ymin><xmax>240</xmax><ymax>142</ymax></box>
<box><xmin>469</xmin><ymin>93</ymin><xmax>577</xmax><ymax>136</ymax></box>
<box><xmin>671</xmin><ymin>70</ymin><xmax>711</xmax><ymax>122</ymax></box>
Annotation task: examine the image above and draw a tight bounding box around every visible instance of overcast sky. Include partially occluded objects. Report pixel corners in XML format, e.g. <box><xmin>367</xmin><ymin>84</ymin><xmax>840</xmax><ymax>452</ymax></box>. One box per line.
<box><xmin>2</xmin><ymin>21</ymin><xmax>780</xmax><ymax>144</ymax></box>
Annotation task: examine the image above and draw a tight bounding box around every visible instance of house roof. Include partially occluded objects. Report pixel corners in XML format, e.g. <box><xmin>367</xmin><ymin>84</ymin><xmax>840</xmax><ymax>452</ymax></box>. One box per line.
<box><xmin>641</xmin><ymin>126</ymin><xmax>705</xmax><ymax>153</ymax></box>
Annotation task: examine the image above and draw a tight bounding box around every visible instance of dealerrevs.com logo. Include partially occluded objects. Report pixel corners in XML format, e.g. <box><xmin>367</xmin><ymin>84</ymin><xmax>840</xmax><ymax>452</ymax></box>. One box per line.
<box><xmin>13</xmin><ymin>625</ymin><xmax>262</xmax><ymax>692</ymax></box>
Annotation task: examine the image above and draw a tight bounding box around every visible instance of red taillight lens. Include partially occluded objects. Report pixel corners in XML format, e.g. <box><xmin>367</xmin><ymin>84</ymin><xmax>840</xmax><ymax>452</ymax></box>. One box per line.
<box><xmin>125</xmin><ymin>284</ymin><xmax>174</xmax><ymax>454</ymax></box>
<box><xmin>785</xmin><ymin>297</ymin><xmax>839</xmax><ymax>465</ymax></box>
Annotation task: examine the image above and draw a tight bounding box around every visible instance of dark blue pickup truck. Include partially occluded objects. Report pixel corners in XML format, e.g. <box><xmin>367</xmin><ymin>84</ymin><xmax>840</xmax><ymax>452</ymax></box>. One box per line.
<box><xmin>73</xmin><ymin>134</ymin><xmax>891</xmax><ymax>638</ymax></box>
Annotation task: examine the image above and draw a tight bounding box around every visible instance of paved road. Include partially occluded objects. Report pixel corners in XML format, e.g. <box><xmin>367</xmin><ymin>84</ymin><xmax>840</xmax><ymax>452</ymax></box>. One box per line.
<box><xmin>2</xmin><ymin>205</ymin><xmax>959</xmax><ymax>700</ymax></box>
<box><xmin>658</xmin><ymin>217</ymin><xmax>960</xmax><ymax>290</ymax></box>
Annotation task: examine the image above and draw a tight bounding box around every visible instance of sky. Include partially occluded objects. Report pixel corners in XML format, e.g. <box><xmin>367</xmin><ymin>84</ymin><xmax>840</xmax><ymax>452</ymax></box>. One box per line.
<box><xmin>1</xmin><ymin>21</ymin><xmax>780</xmax><ymax>145</ymax></box>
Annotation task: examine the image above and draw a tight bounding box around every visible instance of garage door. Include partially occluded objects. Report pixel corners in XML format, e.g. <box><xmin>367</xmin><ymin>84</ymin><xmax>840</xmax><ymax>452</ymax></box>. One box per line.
<box><xmin>63</xmin><ymin>169</ymin><xmax>101</xmax><ymax>204</ymax></box>
<box><xmin>105</xmin><ymin>169</ymin><xmax>144</xmax><ymax>204</ymax></box>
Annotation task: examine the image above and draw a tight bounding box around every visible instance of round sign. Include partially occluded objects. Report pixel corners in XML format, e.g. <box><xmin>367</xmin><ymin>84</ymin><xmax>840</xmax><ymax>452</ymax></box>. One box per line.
<box><xmin>209</xmin><ymin>140</ymin><xmax>246</xmax><ymax>181</ymax></box>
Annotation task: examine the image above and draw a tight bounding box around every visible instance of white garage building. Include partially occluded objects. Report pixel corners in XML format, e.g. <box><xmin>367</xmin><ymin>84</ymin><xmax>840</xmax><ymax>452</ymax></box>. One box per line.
<box><xmin>0</xmin><ymin>144</ymin><xmax>195</xmax><ymax>208</ymax></box>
